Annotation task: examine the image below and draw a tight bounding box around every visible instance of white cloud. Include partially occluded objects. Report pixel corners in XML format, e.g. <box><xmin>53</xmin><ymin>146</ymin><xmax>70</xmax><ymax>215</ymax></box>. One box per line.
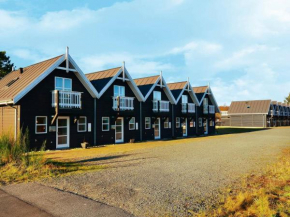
<box><xmin>12</xmin><ymin>49</ymin><xmax>41</xmax><ymax>62</ymax></box>
<box><xmin>170</xmin><ymin>41</ymin><xmax>222</xmax><ymax>55</ymax></box>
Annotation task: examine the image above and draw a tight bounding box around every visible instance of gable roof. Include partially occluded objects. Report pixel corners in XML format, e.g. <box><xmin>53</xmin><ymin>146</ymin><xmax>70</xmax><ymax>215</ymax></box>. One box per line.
<box><xmin>0</xmin><ymin>53</ymin><xmax>99</xmax><ymax>104</ymax></box>
<box><xmin>167</xmin><ymin>81</ymin><xmax>199</xmax><ymax>105</ymax></box>
<box><xmin>192</xmin><ymin>85</ymin><xmax>220</xmax><ymax>112</ymax></box>
<box><xmin>219</xmin><ymin>106</ymin><xmax>229</xmax><ymax>111</ymax></box>
<box><xmin>86</xmin><ymin>66</ymin><xmax>144</xmax><ymax>101</ymax></box>
<box><xmin>228</xmin><ymin>100</ymin><xmax>271</xmax><ymax>114</ymax></box>
<box><xmin>86</xmin><ymin>67</ymin><xmax>122</xmax><ymax>93</ymax></box>
<box><xmin>134</xmin><ymin>75</ymin><xmax>176</xmax><ymax>104</ymax></box>
<box><xmin>0</xmin><ymin>55</ymin><xmax>63</xmax><ymax>103</ymax></box>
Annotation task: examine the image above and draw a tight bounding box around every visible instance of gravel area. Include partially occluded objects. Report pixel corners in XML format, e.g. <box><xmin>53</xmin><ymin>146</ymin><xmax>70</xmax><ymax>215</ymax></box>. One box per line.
<box><xmin>43</xmin><ymin>127</ymin><xmax>290</xmax><ymax>217</ymax></box>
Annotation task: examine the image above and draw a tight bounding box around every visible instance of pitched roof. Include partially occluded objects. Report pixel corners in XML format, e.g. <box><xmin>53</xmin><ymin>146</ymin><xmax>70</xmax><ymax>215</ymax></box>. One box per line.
<box><xmin>133</xmin><ymin>75</ymin><xmax>160</xmax><ymax>96</ymax></box>
<box><xmin>167</xmin><ymin>81</ymin><xmax>187</xmax><ymax>100</ymax></box>
<box><xmin>193</xmin><ymin>86</ymin><xmax>208</xmax><ymax>94</ymax></box>
<box><xmin>86</xmin><ymin>67</ymin><xmax>121</xmax><ymax>92</ymax></box>
<box><xmin>0</xmin><ymin>55</ymin><xmax>63</xmax><ymax>103</ymax></box>
<box><xmin>228</xmin><ymin>100</ymin><xmax>271</xmax><ymax>114</ymax></box>
<box><xmin>219</xmin><ymin>106</ymin><xmax>229</xmax><ymax>111</ymax></box>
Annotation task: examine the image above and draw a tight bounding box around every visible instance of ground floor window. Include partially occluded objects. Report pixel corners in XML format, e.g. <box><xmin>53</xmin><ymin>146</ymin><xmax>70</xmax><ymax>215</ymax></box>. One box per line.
<box><xmin>35</xmin><ymin>116</ymin><xmax>47</xmax><ymax>134</ymax></box>
<box><xmin>210</xmin><ymin>120</ymin><xmax>215</xmax><ymax>127</ymax></box>
<box><xmin>176</xmin><ymin>117</ymin><xmax>180</xmax><ymax>128</ymax></box>
<box><xmin>129</xmin><ymin>117</ymin><xmax>135</xmax><ymax>130</ymax></box>
<box><xmin>164</xmin><ymin>118</ymin><xmax>169</xmax><ymax>128</ymax></box>
<box><xmin>190</xmin><ymin>120</ymin><xmax>194</xmax><ymax>127</ymax></box>
<box><xmin>78</xmin><ymin>116</ymin><xmax>87</xmax><ymax>132</ymax></box>
<box><xmin>198</xmin><ymin>118</ymin><xmax>203</xmax><ymax>127</ymax></box>
<box><xmin>145</xmin><ymin>117</ymin><xmax>151</xmax><ymax>129</ymax></box>
<box><xmin>102</xmin><ymin>117</ymin><xmax>110</xmax><ymax>131</ymax></box>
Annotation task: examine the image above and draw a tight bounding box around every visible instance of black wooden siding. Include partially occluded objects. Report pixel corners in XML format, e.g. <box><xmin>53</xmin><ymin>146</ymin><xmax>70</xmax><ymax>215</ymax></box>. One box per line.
<box><xmin>95</xmin><ymin>79</ymin><xmax>141</xmax><ymax>145</ymax></box>
<box><xmin>197</xmin><ymin>95</ymin><xmax>216</xmax><ymax>135</ymax></box>
<box><xmin>18</xmin><ymin>68</ymin><xmax>95</xmax><ymax>150</ymax></box>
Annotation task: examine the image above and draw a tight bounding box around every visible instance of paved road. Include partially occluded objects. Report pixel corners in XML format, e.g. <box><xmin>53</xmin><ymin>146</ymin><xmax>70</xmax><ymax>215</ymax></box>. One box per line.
<box><xmin>1</xmin><ymin>183</ymin><xmax>133</xmax><ymax>217</ymax></box>
<box><xmin>41</xmin><ymin>127</ymin><xmax>290</xmax><ymax>216</ymax></box>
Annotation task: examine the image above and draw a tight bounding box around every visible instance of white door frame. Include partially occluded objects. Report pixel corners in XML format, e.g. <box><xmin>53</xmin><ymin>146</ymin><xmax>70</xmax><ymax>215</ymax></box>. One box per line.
<box><xmin>204</xmin><ymin>118</ymin><xmax>208</xmax><ymax>135</ymax></box>
<box><xmin>115</xmin><ymin>117</ymin><xmax>124</xmax><ymax>143</ymax></box>
<box><xmin>183</xmin><ymin>118</ymin><xmax>187</xmax><ymax>137</ymax></box>
<box><xmin>56</xmin><ymin>116</ymin><xmax>70</xmax><ymax>149</ymax></box>
<box><xmin>154</xmin><ymin>117</ymin><xmax>161</xmax><ymax>140</ymax></box>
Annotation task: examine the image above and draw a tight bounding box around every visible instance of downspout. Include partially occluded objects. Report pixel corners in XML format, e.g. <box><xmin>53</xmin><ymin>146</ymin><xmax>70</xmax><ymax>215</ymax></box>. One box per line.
<box><xmin>195</xmin><ymin>104</ymin><xmax>198</xmax><ymax>136</ymax></box>
<box><xmin>140</xmin><ymin>101</ymin><xmax>142</xmax><ymax>141</ymax></box>
<box><xmin>94</xmin><ymin>98</ymin><xmax>97</xmax><ymax>145</ymax></box>
<box><xmin>172</xmin><ymin>103</ymin><xmax>174</xmax><ymax>138</ymax></box>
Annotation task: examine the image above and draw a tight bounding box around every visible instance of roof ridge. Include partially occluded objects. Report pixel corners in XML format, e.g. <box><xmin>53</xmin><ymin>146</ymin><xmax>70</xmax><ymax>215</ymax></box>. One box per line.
<box><xmin>86</xmin><ymin>66</ymin><xmax>121</xmax><ymax>75</ymax></box>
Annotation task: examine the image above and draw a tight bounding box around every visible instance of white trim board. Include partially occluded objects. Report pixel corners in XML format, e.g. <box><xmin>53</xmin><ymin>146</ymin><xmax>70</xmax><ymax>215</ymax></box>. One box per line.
<box><xmin>199</xmin><ymin>86</ymin><xmax>220</xmax><ymax>113</ymax></box>
<box><xmin>174</xmin><ymin>82</ymin><xmax>199</xmax><ymax>105</ymax></box>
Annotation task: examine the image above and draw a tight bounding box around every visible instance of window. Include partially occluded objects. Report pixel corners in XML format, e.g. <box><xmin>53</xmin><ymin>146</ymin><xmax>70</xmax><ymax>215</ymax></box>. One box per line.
<box><xmin>153</xmin><ymin>91</ymin><xmax>161</xmax><ymax>101</ymax></box>
<box><xmin>114</xmin><ymin>85</ymin><xmax>125</xmax><ymax>97</ymax></box>
<box><xmin>182</xmin><ymin>95</ymin><xmax>188</xmax><ymax>104</ymax></box>
<box><xmin>129</xmin><ymin>117</ymin><xmax>135</xmax><ymax>130</ymax></box>
<box><xmin>176</xmin><ymin>117</ymin><xmax>180</xmax><ymax>128</ymax></box>
<box><xmin>190</xmin><ymin>120</ymin><xmax>194</xmax><ymax>128</ymax></box>
<box><xmin>210</xmin><ymin>120</ymin><xmax>215</xmax><ymax>127</ymax></box>
<box><xmin>78</xmin><ymin>117</ymin><xmax>87</xmax><ymax>132</ymax></box>
<box><xmin>55</xmin><ymin>77</ymin><xmax>72</xmax><ymax>91</ymax></box>
<box><xmin>164</xmin><ymin>118</ymin><xmax>169</xmax><ymax>128</ymax></box>
<box><xmin>102</xmin><ymin>117</ymin><xmax>110</xmax><ymax>131</ymax></box>
<box><xmin>35</xmin><ymin>116</ymin><xmax>47</xmax><ymax>134</ymax></box>
<box><xmin>198</xmin><ymin>118</ymin><xmax>203</xmax><ymax>127</ymax></box>
<box><xmin>203</xmin><ymin>98</ymin><xmax>208</xmax><ymax>106</ymax></box>
<box><xmin>145</xmin><ymin>117</ymin><xmax>151</xmax><ymax>129</ymax></box>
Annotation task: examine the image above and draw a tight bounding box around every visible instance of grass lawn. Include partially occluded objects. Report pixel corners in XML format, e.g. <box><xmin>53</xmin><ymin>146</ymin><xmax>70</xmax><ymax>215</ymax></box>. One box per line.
<box><xmin>216</xmin><ymin>126</ymin><xmax>269</xmax><ymax>135</ymax></box>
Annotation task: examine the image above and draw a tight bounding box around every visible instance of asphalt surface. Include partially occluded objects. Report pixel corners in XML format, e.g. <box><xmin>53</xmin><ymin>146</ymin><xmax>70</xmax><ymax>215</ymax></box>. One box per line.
<box><xmin>1</xmin><ymin>183</ymin><xmax>133</xmax><ymax>217</ymax></box>
<box><xmin>42</xmin><ymin>127</ymin><xmax>290</xmax><ymax>216</ymax></box>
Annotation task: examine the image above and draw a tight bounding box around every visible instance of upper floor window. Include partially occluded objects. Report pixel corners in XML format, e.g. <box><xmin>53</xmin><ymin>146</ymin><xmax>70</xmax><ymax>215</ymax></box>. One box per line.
<box><xmin>203</xmin><ymin>98</ymin><xmax>208</xmax><ymax>106</ymax></box>
<box><xmin>153</xmin><ymin>91</ymin><xmax>161</xmax><ymax>101</ymax></box>
<box><xmin>114</xmin><ymin>85</ymin><xmax>125</xmax><ymax>97</ymax></box>
<box><xmin>55</xmin><ymin>77</ymin><xmax>72</xmax><ymax>91</ymax></box>
<box><xmin>182</xmin><ymin>95</ymin><xmax>188</xmax><ymax>104</ymax></box>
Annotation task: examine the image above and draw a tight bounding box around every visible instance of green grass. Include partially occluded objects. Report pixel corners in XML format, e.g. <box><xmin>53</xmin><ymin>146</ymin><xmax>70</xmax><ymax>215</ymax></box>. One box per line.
<box><xmin>216</xmin><ymin>127</ymin><xmax>267</xmax><ymax>135</ymax></box>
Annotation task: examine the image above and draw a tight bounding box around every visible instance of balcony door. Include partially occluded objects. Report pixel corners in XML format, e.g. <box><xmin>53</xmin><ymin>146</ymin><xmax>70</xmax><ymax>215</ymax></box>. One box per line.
<box><xmin>182</xmin><ymin>118</ymin><xmax>187</xmax><ymax>137</ymax></box>
<box><xmin>56</xmin><ymin>117</ymin><xmax>70</xmax><ymax>149</ymax></box>
<box><xmin>115</xmin><ymin>117</ymin><xmax>124</xmax><ymax>143</ymax></box>
<box><xmin>154</xmin><ymin>118</ymin><xmax>161</xmax><ymax>139</ymax></box>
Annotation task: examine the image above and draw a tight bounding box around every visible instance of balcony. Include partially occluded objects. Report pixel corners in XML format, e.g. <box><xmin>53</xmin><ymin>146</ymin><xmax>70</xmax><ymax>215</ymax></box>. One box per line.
<box><xmin>181</xmin><ymin>103</ymin><xmax>195</xmax><ymax>113</ymax></box>
<box><xmin>209</xmin><ymin>105</ymin><xmax>215</xmax><ymax>114</ymax></box>
<box><xmin>112</xmin><ymin>96</ymin><xmax>134</xmax><ymax>111</ymax></box>
<box><xmin>52</xmin><ymin>90</ymin><xmax>82</xmax><ymax>109</ymax></box>
<box><xmin>153</xmin><ymin>100</ymin><xmax>169</xmax><ymax>112</ymax></box>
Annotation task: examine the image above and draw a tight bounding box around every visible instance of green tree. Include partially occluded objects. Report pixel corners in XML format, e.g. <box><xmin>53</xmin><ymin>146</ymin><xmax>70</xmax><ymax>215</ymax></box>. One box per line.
<box><xmin>0</xmin><ymin>51</ymin><xmax>14</xmax><ymax>78</ymax></box>
<box><xmin>285</xmin><ymin>93</ymin><xmax>290</xmax><ymax>103</ymax></box>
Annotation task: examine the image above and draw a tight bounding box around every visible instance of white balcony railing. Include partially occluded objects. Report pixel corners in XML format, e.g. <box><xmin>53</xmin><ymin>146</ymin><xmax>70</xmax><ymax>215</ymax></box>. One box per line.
<box><xmin>209</xmin><ymin>105</ymin><xmax>215</xmax><ymax>114</ymax></box>
<box><xmin>112</xmin><ymin>96</ymin><xmax>134</xmax><ymax>111</ymax></box>
<box><xmin>153</xmin><ymin>100</ymin><xmax>170</xmax><ymax>112</ymax></box>
<box><xmin>188</xmin><ymin>103</ymin><xmax>195</xmax><ymax>113</ymax></box>
<box><xmin>52</xmin><ymin>90</ymin><xmax>82</xmax><ymax>109</ymax></box>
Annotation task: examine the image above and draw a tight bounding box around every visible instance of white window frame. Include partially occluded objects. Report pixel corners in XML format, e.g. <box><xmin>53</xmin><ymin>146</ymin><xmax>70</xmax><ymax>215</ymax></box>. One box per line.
<box><xmin>145</xmin><ymin>117</ymin><xmax>151</xmax><ymax>129</ymax></box>
<box><xmin>190</xmin><ymin>120</ymin><xmax>194</xmax><ymax>128</ymax></box>
<box><xmin>114</xmin><ymin>85</ymin><xmax>125</xmax><ymax>97</ymax></box>
<box><xmin>35</xmin><ymin>116</ymin><xmax>47</xmax><ymax>134</ymax></box>
<box><xmin>153</xmin><ymin>91</ymin><xmax>161</xmax><ymax>101</ymax></box>
<box><xmin>129</xmin><ymin>117</ymin><xmax>135</xmax><ymax>130</ymax></box>
<box><xmin>55</xmin><ymin>77</ymin><xmax>72</xmax><ymax>91</ymax></box>
<box><xmin>102</xmin><ymin>117</ymin><xmax>110</xmax><ymax>131</ymax></box>
<box><xmin>182</xmin><ymin>95</ymin><xmax>188</xmax><ymax>104</ymax></box>
<box><xmin>199</xmin><ymin>118</ymin><xmax>203</xmax><ymax>127</ymax></box>
<box><xmin>77</xmin><ymin>116</ymin><xmax>87</xmax><ymax>132</ymax></box>
<box><xmin>176</xmin><ymin>117</ymin><xmax>180</xmax><ymax>128</ymax></box>
<box><xmin>164</xmin><ymin>118</ymin><xmax>169</xmax><ymax>129</ymax></box>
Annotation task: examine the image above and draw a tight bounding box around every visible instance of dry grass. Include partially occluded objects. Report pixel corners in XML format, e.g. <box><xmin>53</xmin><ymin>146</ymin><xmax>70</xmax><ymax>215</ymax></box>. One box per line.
<box><xmin>44</xmin><ymin>135</ymin><xmax>232</xmax><ymax>162</ymax></box>
<box><xmin>193</xmin><ymin>148</ymin><xmax>290</xmax><ymax>217</ymax></box>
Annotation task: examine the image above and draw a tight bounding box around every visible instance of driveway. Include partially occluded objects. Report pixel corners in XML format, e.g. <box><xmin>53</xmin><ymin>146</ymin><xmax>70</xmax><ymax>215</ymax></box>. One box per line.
<box><xmin>4</xmin><ymin>127</ymin><xmax>290</xmax><ymax>217</ymax></box>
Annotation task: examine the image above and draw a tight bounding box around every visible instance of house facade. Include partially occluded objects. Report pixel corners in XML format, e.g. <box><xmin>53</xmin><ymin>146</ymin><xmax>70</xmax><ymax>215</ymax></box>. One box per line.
<box><xmin>193</xmin><ymin>86</ymin><xmax>220</xmax><ymax>135</ymax></box>
<box><xmin>0</xmin><ymin>51</ymin><xmax>98</xmax><ymax>150</ymax></box>
<box><xmin>167</xmin><ymin>81</ymin><xmax>199</xmax><ymax>138</ymax></box>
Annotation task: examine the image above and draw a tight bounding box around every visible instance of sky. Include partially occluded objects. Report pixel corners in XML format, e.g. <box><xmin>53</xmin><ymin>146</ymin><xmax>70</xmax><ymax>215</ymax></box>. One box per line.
<box><xmin>0</xmin><ymin>0</ymin><xmax>290</xmax><ymax>105</ymax></box>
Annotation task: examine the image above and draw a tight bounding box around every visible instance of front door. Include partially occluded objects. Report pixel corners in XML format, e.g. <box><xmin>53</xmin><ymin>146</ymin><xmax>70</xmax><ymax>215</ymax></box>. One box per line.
<box><xmin>203</xmin><ymin>118</ymin><xmax>208</xmax><ymax>135</ymax></box>
<box><xmin>182</xmin><ymin>118</ymin><xmax>187</xmax><ymax>137</ymax></box>
<box><xmin>56</xmin><ymin>117</ymin><xmax>70</xmax><ymax>148</ymax></box>
<box><xmin>115</xmin><ymin>117</ymin><xmax>124</xmax><ymax>143</ymax></box>
<box><xmin>154</xmin><ymin>118</ymin><xmax>161</xmax><ymax>139</ymax></box>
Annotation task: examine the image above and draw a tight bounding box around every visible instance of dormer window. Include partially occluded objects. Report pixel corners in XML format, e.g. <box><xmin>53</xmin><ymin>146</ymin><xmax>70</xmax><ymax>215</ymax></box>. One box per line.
<box><xmin>55</xmin><ymin>77</ymin><xmax>72</xmax><ymax>91</ymax></box>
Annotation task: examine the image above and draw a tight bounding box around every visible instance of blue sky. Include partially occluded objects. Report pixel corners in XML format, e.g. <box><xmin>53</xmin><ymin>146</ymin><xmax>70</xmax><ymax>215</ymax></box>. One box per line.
<box><xmin>1</xmin><ymin>0</ymin><xmax>290</xmax><ymax>105</ymax></box>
